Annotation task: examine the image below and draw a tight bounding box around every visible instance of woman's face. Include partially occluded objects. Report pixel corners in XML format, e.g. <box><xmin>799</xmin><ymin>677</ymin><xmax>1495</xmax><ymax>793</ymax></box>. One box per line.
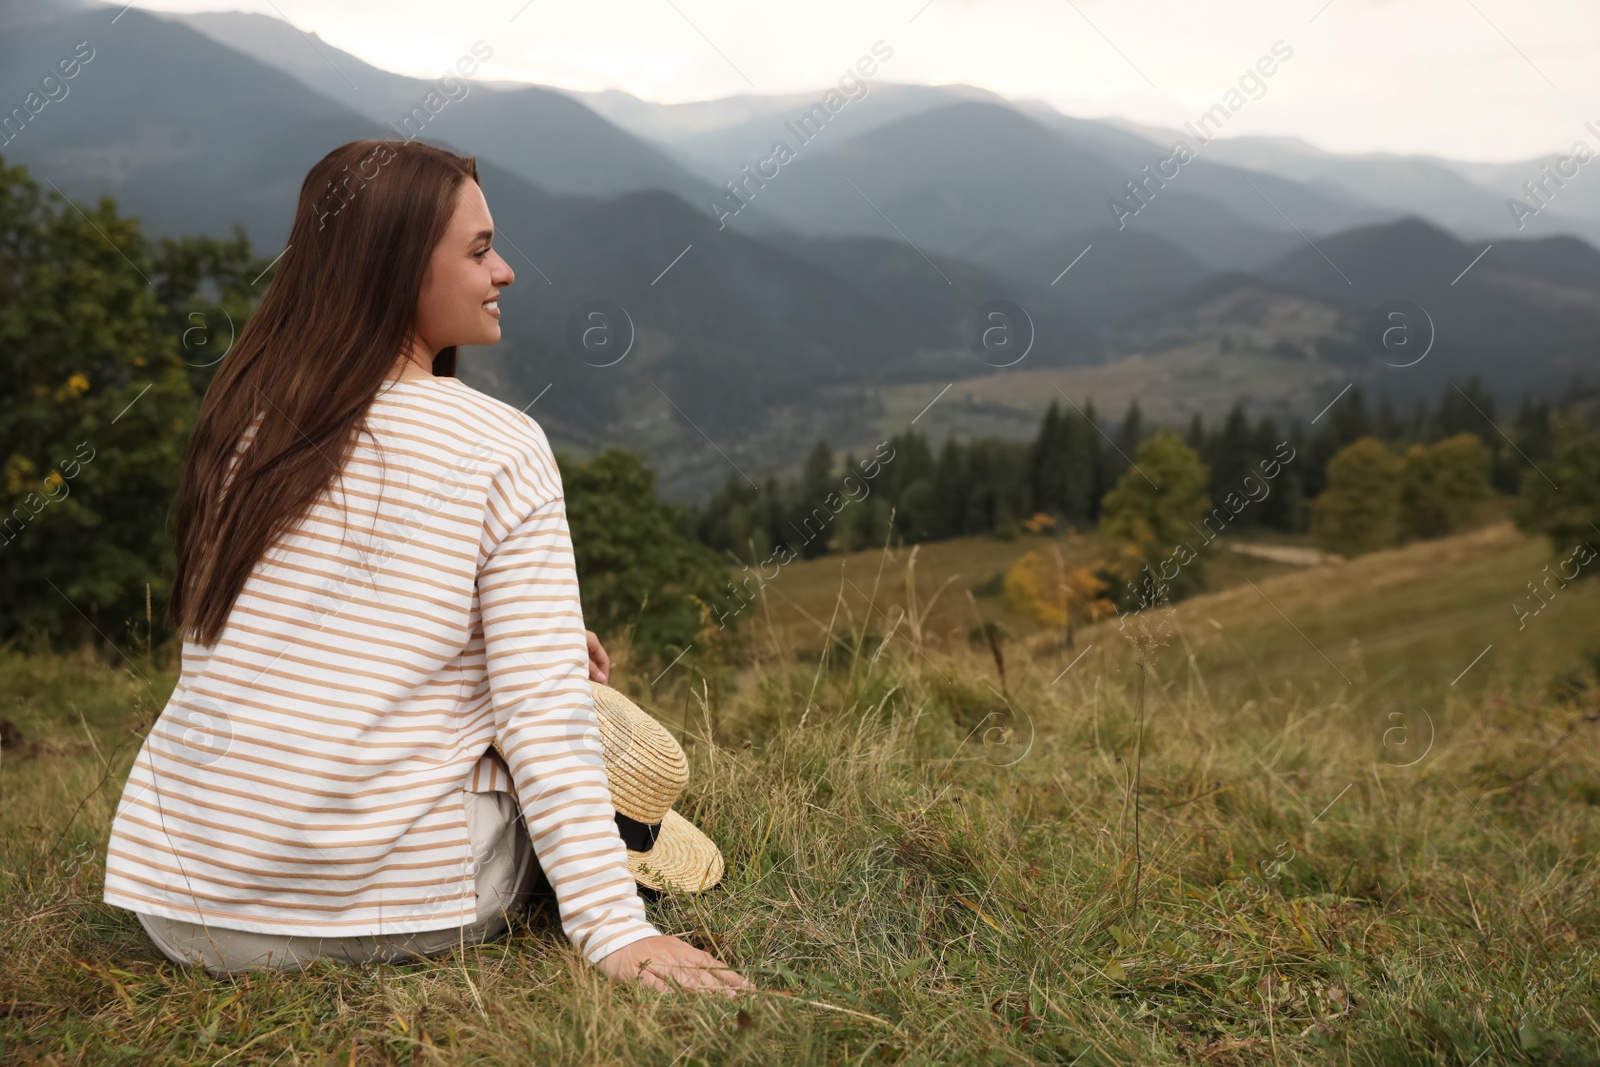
<box><xmin>413</xmin><ymin>179</ymin><xmax>514</xmax><ymax>353</ymax></box>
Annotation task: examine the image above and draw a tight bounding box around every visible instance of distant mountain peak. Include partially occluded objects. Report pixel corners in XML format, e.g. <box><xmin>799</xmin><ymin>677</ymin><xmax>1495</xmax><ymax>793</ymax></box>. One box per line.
<box><xmin>5</xmin><ymin>0</ymin><xmax>93</xmax><ymax>28</ymax></box>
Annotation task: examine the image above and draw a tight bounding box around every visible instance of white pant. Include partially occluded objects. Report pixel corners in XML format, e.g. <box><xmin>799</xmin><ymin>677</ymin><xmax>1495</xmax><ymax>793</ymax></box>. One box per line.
<box><xmin>134</xmin><ymin>788</ymin><xmax>538</xmax><ymax>978</ymax></box>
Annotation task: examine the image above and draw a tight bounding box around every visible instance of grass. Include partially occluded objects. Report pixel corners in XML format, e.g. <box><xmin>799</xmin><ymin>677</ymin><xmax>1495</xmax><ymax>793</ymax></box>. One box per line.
<box><xmin>3</xmin><ymin>521</ymin><xmax>1599</xmax><ymax>1064</ymax></box>
<box><xmin>737</xmin><ymin>527</ymin><xmax>1305</xmax><ymax>663</ymax></box>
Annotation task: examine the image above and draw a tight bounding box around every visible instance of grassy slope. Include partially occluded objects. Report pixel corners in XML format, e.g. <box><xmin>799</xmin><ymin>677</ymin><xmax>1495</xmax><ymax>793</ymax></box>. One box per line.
<box><xmin>737</xmin><ymin>527</ymin><xmax>1304</xmax><ymax>664</ymax></box>
<box><xmin>2</xmin><ymin>521</ymin><xmax>1598</xmax><ymax>1064</ymax></box>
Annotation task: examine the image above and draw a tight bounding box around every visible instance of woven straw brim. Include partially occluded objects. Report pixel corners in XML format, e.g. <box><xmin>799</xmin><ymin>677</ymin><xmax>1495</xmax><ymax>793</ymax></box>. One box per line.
<box><xmin>591</xmin><ymin>685</ymin><xmax>689</xmax><ymax>822</ymax></box>
<box><xmin>626</xmin><ymin>808</ymin><xmax>725</xmax><ymax>893</ymax></box>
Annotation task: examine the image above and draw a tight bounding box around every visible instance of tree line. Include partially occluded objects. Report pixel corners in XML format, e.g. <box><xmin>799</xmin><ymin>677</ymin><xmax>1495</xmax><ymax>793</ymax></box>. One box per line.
<box><xmin>693</xmin><ymin>378</ymin><xmax>1575</xmax><ymax>562</ymax></box>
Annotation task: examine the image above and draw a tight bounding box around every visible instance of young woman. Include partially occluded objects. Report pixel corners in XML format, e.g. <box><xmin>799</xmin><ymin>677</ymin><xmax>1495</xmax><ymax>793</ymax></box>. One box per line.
<box><xmin>101</xmin><ymin>139</ymin><xmax>749</xmax><ymax>996</ymax></box>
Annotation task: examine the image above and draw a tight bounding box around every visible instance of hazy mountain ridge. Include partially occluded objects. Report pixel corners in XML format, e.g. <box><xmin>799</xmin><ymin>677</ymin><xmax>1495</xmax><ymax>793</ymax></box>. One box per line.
<box><xmin>164</xmin><ymin>9</ymin><xmax>744</xmax><ymax>224</ymax></box>
<box><xmin>3</xmin><ymin>1</ymin><xmax>1595</xmax><ymax>497</ymax></box>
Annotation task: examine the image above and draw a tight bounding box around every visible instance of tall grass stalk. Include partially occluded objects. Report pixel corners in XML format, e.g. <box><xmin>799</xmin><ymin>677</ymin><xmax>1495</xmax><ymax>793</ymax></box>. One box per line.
<box><xmin>1117</xmin><ymin>572</ymin><xmax>1173</xmax><ymax>917</ymax></box>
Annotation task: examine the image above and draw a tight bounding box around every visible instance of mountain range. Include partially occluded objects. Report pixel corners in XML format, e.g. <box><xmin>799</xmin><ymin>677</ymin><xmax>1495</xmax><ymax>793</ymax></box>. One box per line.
<box><xmin>2</xmin><ymin>0</ymin><xmax>1595</xmax><ymax>498</ymax></box>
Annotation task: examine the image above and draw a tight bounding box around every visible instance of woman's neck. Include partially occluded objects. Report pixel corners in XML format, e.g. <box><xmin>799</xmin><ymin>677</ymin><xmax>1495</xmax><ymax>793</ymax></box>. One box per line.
<box><xmin>387</xmin><ymin>350</ymin><xmax>438</xmax><ymax>382</ymax></box>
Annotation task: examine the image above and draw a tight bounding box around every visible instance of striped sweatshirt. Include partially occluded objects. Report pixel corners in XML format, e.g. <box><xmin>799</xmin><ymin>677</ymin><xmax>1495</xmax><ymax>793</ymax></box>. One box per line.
<box><xmin>102</xmin><ymin>375</ymin><xmax>663</xmax><ymax>966</ymax></box>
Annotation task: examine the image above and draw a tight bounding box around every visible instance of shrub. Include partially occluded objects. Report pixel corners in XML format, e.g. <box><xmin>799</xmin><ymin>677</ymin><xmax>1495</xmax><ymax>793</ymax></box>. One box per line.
<box><xmin>1399</xmin><ymin>433</ymin><xmax>1491</xmax><ymax>539</ymax></box>
<box><xmin>1311</xmin><ymin>437</ymin><xmax>1403</xmax><ymax>556</ymax></box>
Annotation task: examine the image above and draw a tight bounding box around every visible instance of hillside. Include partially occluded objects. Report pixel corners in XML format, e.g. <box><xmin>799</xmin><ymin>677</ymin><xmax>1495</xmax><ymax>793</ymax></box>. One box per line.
<box><xmin>742</xmin><ymin>520</ymin><xmax>1599</xmax><ymax>715</ymax></box>
<box><xmin>1254</xmin><ymin>216</ymin><xmax>1600</xmax><ymax>405</ymax></box>
<box><xmin>3</xmin><ymin>509</ymin><xmax>1596</xmax><ymax>1062</ymax></box>
<box><xmin>0</xmin><ymin>4</ymin><xmax>379</xmax><ymax>244</ymax></box>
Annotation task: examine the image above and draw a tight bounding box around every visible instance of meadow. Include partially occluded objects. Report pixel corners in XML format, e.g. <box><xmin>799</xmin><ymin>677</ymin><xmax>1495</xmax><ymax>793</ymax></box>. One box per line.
<box><xmin>2</xmin><ymin>519</ymin><xmax>1597</xmax><ymax>1065</ymax></box>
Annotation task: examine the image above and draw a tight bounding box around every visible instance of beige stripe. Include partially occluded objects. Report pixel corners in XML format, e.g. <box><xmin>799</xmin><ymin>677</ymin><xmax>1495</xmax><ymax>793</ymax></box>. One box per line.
<box><xmin>288</xmin><ymin>463</ymin><xmax>485</xmax><ymax>522</ymax></box>
<box><xmin>486</xmin><ymin>683</ymin><xmax>592</xmax><ymax>709</ymax></box>
<box><xmin>567</xmin><ymin>891</ymin><xmax>650</xmax><ymax>940</ymax></box>
<box><xmin>186</xmin><ymin>643</ymin><xmax>467</xmax><ymax>700</ymax></box>
<box><xmin>544</xmin><ymin>845</ymin><xmax>635</xmax><ymax>884</ymax></box>
<box><xmin>375</xmin><ymin>380</ymin><xmax>545</xmax><ymax>452</ymax></box>
<box><xmin>179</xmin><ymin>668</ymin><xmax>481</xmax><ymax>721</ymax></box>
<box><xmin>106</xmin><ymin>845</ymin><xmax>470</xmax><ymax>896</ymax></box>
<box><xmin>108</xmin><ymin>857</ymin><xmax>473</xmax><ymax>908</ymax></box>
<box><xmin>254</xmin><ymin>517</ymin><xmax>481</xmax><ymax>585</ymax></box>
<box><xmin>233</xmin><ymin>579</ymin><xmax>474</xmax><ymax>639</ymax></box>
<box><xmin>247</xmin><ymin>561</ymin><xmax>475</xmax><ymax>623</ymax></box>
<box><xmin>507</xmin><ymin>790</ymin><xmax>614</xmax><ymax>828</ymax></box>
<box><xmin>117</xmin><ymin>808</ymin><xmax>467</xmax><ymax>863</ymax></box>
<box><xmin>189</xmin><ymin>639</ymin><xmax>478</xmax><ymax>694</ymax></box>
<box><xmin>116</xmin><ymin>794</ymin><xmax>469</xmax><ymax>855</ymax></box>
<box><xmin>525</xmin><ymin>813</ymin><xmax>627</xmax><ymax>856</ymax></box>
<box><xmin>583</xmin><ymin>920</ymin><xmax>657</xmax><ymax>960</ymax></box>
<box><xmin>152</xmin><ymin>720</ymin><xmax>468</xmax><ymax>766</ymax></box>
<box><xmin>130</xmin><ymin>757</ymin><xmax>475</xmax><ymax>808</ymax></box>
<box><xmin>107</xmin><ymin>832</ymin><xmax>471</xmax><ymax>886</ymax></box>
<box><xmin>146</xmin><ymin>723</ymin><xmax>478</xmax><ymax>776</ymax></box>
<box><xmin>165</xmin><ymin>690</ymin><xmax>471</xmax><ymax>744</ymax></box>
<box><xmin>103</xmin><ymin>886</ymin><xmax>477</xmax><ymax>927</ymax></box>
<box><xmin>479</xmin><ymin>539</ymin><xmax>576</xmax><ymax>568</ymax></box>
<box><xmin>212</xmin><ymin>594</ymin><xmax>466</xmax><ymax>651</ymax></box>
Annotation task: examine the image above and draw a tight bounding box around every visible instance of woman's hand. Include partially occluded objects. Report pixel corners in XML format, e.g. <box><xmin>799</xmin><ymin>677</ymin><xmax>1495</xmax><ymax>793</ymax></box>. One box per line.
<box><xmin>585</xmin><ymin>629</ymin><xmax>610</xmax><ymax>684</ymax></box>
<box><xmin>595</xmin><ymin>934</ymin><xmax>753</xmax><ymax>995</ymax></box>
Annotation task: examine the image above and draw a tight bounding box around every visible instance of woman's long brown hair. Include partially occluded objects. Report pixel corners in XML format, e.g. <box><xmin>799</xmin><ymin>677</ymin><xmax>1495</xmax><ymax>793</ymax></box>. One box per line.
<box><xmin>170</xmin><ymin>139</ymin><xmax>480</xmax><ymax>646</ymax></box>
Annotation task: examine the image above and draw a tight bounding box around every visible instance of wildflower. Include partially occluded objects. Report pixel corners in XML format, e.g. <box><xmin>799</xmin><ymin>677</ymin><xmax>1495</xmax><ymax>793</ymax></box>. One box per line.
<box><xmin>1117</xmin><ymin>569</ymin><xmax>1175</xmax><ymax>663</ymax></box>
<box><xmin>56</xmin><ymin>372</ymin><xmax>90</xmax><ymax>402</ymax></box>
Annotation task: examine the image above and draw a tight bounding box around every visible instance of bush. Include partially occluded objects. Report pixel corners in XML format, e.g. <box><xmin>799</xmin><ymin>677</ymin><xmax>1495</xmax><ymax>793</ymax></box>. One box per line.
<box><xmin>558</xmin><ymin>449</ymin><xmax>728</xmax><ymax>663</ymax></box>
<box><xmin>0</xmin><ymin>158</ymin><xmax>254</xmax><ymax>652</ymax></box>
<box><xmin>1098</xmin><ymin>429</ymin><xmax>1212</xmax><ymax>603</ymax></box>
<box><xmin>1399</xmin><ymin>433</ymin><xmax>1491</xmax><ymax>539</ymax></box>
<box><xmin>1311</xmin><ymin>437</ymin><xmax>1403</xmax><ymax>556</ymax></box>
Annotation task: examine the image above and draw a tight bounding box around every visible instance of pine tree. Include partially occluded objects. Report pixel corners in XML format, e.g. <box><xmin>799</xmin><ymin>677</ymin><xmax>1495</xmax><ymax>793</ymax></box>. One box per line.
<box><xmin>1513</xmin><ymin>416</ymin><xmax>1600</xmax><ymax>559</ymax></box>
<box><xmin>791</xmin><ymin>440</ymin><xmax>837</xmax><ymax>558</ymax></box>
<box><xmin>1306</xmin><ymin>385</ymin><xmax>1371</xmax><ymax>499</ymax></box>
<box><xmin>1082</xmin><ymin>398</ymin><xmax>1106</xmax><ymax>521</ymax></box>
<box><xmin>1028</xmin><ymin>402</ymin><xmax>1068</xmax><ymax>516</ymax></box>
<box><xmin>1095</xmin><ymin>398</ymin><xmax>1141</xmax><ymax>506</ymax></box>
<box><xmin>1210</xmin><ymin>403</ymin><xmax>1257</xmax><ymax>527</ymax></box>
<box><xmin>1375</xmin><ymin>397</ymin><xmax>1406</xmax><ymax>442</ymax></box>
<box><xmin>1500</xmin><ymin>395</ymin><xmax>1552</xmax><ymax>494</ymax></box>
<box><xmin>1117</xmin><ymin>399</ymin><xmax>1144</xmax><ymax>458</ymax></box>
<box><xmin>933</xmin><ymin>438</ymin><xmax>967</xmax><ymax>539</ymax></box>
<box><xmin>1251</xmin><ymin>414</ymin><xmax>1298</xmax><ymax>531</ymax></box>
<box><xmin>1060</xmin><ymin>404</ymin><xmax>1099</xmax><ymax>524</ymax></box>
<box><xmin>1433</xmin><ymin>376</ymin><xmax>1494</xmax><ymax>440</ymax></box>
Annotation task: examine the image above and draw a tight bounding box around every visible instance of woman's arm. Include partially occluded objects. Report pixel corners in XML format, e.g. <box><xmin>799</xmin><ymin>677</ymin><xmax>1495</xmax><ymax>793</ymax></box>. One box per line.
<box><xmin>476</xmin><ymin>443</ymin><xmax>749</xmax><ymax>991</ymax></box>
<box><xmin>478</xmin><ymin>490</ymin><xmax>661</xmax><ymax>965</ymax></box>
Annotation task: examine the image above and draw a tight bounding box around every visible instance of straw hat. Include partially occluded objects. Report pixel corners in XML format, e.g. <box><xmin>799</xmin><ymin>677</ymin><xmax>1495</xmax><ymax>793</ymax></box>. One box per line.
<box><xmin>590</xmin><ymin>683</ymin><xmax>724</xmax><ymax>893</ymax></box>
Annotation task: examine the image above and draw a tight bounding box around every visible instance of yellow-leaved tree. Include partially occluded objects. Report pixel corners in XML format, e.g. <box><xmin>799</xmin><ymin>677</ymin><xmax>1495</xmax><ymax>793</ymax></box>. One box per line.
<box><xmin>1004</xmin><ymin>544</ymin><xmax>1113</xmax><ymax>649</ymax></box>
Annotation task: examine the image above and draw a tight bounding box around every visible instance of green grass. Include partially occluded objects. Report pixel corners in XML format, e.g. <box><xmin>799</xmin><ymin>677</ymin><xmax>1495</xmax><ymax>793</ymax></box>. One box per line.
<box><xmin>3</xmin><ymin>521</ymin><xmax>1599</xmax><ymax>1064</ymax></box>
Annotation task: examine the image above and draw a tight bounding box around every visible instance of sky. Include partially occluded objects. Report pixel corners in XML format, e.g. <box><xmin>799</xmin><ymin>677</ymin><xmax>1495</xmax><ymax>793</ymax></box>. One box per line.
<box><xmin>122</xmin><ymin>0</ymin><xmax>1598</xmax><ymax>163</ymax></box>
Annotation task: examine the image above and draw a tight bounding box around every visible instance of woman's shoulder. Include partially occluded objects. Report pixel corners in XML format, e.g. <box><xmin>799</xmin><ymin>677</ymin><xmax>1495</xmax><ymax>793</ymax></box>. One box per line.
<box><xmin>378</xmin><ymin>376</ymin><xmax>554</xmax><ymax>467</ymax></box>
